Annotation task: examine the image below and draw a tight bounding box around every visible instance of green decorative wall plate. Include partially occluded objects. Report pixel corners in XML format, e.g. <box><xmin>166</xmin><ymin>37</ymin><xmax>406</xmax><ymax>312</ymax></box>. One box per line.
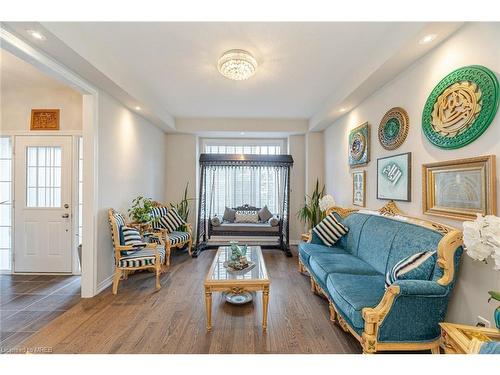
<box><xmin>422</xmin><ymin>65</ymin><xmax>499</xmax><ymax>149</ymax></box>
<box><xmin>378</xmin><ymin>107</ymin><xmax>409</xmax><ymax>150</ymax></box>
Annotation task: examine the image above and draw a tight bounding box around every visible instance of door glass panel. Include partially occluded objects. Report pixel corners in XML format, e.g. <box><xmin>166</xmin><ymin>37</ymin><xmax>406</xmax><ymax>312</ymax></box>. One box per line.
<box><xmin>26</xmin><ymin>146</ymin><xmax>62</xmax><ymax>208</ymax></box>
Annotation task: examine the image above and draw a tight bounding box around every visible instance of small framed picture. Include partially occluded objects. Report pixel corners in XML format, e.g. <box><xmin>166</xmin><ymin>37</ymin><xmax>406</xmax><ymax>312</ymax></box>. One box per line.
<box><xmin>348</xmin><ymin>122</ymin><xmax>370</xmax><ymax>168</ymax></box>
<box><xmin>422</xmin><ymin>155</ymin><xmax>496</xmax><ymax>221</ymax></box>
<box><xmin>377</xmin><ymin>152</ymin><xmax>411</xmax><ymax>202</ymax></box>
<box><xmin>352</xmin><ymin>170</ymin><xmax>366</xmax><ymax>207</ymax></box>
<box><xmin>30</xmin><ymin>109</ymin><xmax>60</xmax><ymax>131</ymax></box>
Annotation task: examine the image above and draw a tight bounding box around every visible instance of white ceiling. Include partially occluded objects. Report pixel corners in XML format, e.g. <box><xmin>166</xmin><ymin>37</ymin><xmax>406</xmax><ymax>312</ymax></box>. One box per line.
<box><xmin>1</xmin><ymin>48</ymin><xmax>78</xmax><ymax>92</ymax></box>
<box><xmin>41</xmin><ymin>22</ymin><xmax>428</xmax><ymax>119</ymax></box>
<box><xmin>2</xmin><ymin>22</ymin><xmax>464</xmax><ymax>132</ymax></box>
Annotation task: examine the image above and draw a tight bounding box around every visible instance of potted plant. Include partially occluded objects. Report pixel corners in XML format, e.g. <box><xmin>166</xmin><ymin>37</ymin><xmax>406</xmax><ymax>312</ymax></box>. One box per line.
<box><xmin>463</xmin><ymin>213</ymin><xmax>500</xmax><ymax>329</ymax></box>
<box><xmin>297</xmin><ymin>179</ymin><xmax>327</xmax><ymax>230</ymax></box>
<box><xmin>128</xmin><ymin>196</ymin><xmax>156</xmax><ymax>233</ymax></box>
<box><xmin>169</xmin><ymin>183</ymin><xmax>194</xmax><ymax>228</ymax></box>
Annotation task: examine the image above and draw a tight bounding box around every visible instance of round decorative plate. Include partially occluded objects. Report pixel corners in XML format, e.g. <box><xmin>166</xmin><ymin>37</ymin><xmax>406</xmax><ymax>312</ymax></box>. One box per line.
<box><xmin>422</xmin><ymin>65</ymin><xmax>499</xmax><ymax>149</ymax></box>
<box><xmin>223</xmin><ymin>291</ymin><xmax>254</xmax><ymax>305</ymax></box>
<box><xmin>378</xmin><ymin>107</ymin><xmax>409</xmax><ymax>150</ymax></box>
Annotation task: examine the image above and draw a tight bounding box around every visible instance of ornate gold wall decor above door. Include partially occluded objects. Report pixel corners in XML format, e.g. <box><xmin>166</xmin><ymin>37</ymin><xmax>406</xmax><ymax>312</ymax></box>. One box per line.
<box><xmin>30</xmin><ymin>109</ymin><xmax>60</xmax><ymax>131</ymax></box>
<box><xmin>378</xmin><ymin>107</ymin><xmax>409</xmax><ymax>150</ymax></box>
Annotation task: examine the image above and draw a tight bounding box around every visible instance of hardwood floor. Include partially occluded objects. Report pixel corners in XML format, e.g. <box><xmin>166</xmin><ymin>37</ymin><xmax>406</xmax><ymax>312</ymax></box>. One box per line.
<box><xmin>0</xmin><ymin>274</ymin><xmax>81</xmax><ymax>352</ymax></box>
<box><xmin>10</xmin><ymin>247</ymin><xmax>362</xmax><ymax>354</ymax></box>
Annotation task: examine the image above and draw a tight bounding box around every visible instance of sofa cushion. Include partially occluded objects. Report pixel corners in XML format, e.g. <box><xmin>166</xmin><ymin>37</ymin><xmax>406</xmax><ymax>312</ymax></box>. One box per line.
<box><xmin>312</xmin><ymin>212</ymin><xmax>349</xmax><ymax>247</ymax></box>
<box><xmin>333</xmin><ymin>213</ymin><xmax>371</xmax><ymax>255</ymax></box>
<box><xmin>298</xmin><ymin>242</ymin><xmax>348</xmax><ymax>266</ymax></box>
<box><xmin>356</xmin><ymin>215</ymin><xmax>402</xmax><ymax>274</ymax></box>
<box><xmin>309</xmin><ymin>253</ymin><xmax>380</xmax><ymax>286</ymax></box>
<box><xmin>258</xmin><ymin>205</ymin><xmax>273</xmax><ymax>222</ymax></box>
<box><xmin>326</xmin><ymin>273</ymin><xmax>386</xmax><ymax>330</ymax></box>
<box><xmin>223</xmin><ymin>207</ymin><xmax>236</xmax><ymax>222</ymax></box>
<box><xmin>386</xmin><ymin>222</ymin><xmax>442</xmax><ymax>276</ymax></box>
<box><xmin>385</xmin><ymin>250</ymin><xmax>436</xmax><ymax>287</ymax></box>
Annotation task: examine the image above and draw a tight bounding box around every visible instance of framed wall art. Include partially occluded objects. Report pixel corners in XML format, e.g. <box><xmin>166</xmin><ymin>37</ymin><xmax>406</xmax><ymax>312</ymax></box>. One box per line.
<box><xmin>422</xmin><ymin>155</ymin><xmax>496</xmax><ymax>221</ymax></box>
<box><xmin>377</xmin><ymin>152</ymin><xmax>411</xmax><ymax>202</ymax></box>
<box><xmin>348</xmin><ymin>122</ymin><xmax>370</xmax><ymax>168</ymax></box>
<box><xmin>378</xmin><ymin>107</ymin><xmax>409</xmax><ymax>150</ymax></box>
<box><xmin>30</xmin><ymin>109</ymin><xmax>60</xmax><ymax>131</ymax></box>
<box><xmin>422</xmin><ymin>65</ymin><xmax>499</xmax><ymax>149</ymax></box>
<box><xmin>352</xmin><ymin>170</ymin><xmax>366</xmax><ymax>207</ymax></box>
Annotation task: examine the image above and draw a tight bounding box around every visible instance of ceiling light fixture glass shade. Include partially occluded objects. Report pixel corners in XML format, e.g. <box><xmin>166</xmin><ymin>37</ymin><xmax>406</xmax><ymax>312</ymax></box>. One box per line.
<box><xmin>218</xmin><ymin>49</ymin><xmax>257</xmax><ymax>81</ymax></box>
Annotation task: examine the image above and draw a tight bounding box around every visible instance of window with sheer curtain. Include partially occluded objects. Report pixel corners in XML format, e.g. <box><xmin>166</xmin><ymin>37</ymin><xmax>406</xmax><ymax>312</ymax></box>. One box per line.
<box><xmin>203</xmin><ymin>140</ymin><xmax>286</xmax><ymax>217</ymax></box>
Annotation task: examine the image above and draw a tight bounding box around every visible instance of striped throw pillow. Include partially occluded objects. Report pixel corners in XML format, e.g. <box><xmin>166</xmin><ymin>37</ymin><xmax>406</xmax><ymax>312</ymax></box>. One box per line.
<box><xmin>120</xmin><ymin>226</ymin><xmax>146</xmax><ymax>246</ymax></box>
<box><xmin>312</xmin><ymin>213</ymin><xmax>348</xmax><ymax>247</ymax></box>
<box><xmin>158</xmin><ymin>208</ymin><xmax>186</xmax><ymax>233</ymax></box>
<box><xmin>150</xmin><ymin>206</ymin><xmax>169</xmax><ymax>229</ymax></box>
<box><xmin>385</xmin><ymin>251</ymin><xmax>436</xmax><ymax>288</ymax></box>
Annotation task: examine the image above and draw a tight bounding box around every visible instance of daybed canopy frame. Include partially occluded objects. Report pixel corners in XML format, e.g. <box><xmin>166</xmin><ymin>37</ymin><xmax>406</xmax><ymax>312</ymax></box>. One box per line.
<box><xmin>195</xmin><ymin>153</ymin><xmax>293</xmax><ymax>257</ymax></box>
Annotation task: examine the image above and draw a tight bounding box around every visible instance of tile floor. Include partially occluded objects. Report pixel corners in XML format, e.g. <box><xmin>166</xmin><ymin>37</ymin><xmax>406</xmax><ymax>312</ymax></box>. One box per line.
<box><xmin>0</xmin><ymin>274</ymin><xmax>81</xmax><ymax>353</ymax></box>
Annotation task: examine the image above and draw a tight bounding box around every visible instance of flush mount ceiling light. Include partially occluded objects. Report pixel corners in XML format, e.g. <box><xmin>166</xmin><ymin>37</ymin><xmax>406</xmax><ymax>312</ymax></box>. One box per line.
<box><xmin>419</xmin><ymin>34</ymin><xmax>437</xmax><ymax>45</ymax></box>
<box><xmin>27</xmin><ymin>29</ymin><xmax>46</xmax><ymax>41</ymax></box>
<box><xmin>217</xmin><ymin>49</ymin><xmax>257</xmax><ymax>81</ymax></box>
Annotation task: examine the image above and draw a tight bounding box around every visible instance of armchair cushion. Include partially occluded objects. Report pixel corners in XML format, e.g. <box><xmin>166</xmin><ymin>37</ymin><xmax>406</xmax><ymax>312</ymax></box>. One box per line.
<box><xmin>385</xmin><ymin>251</ymin><xmax>436</xmax><ymax>288</ymax></box>
<box><xmin>151</xmin><ymin>206</ymin><xmax>169</xmax><ymax>229</ymax></box>
<box><xmin>312</xmin><ymin>212</ymin><xmax>349</xmax><ymax>247</ymax></box>
<box><xmin>167</xmin><ymin>231</ymin><xmax>191</xmax><ymax>246</ymax></box>
<box><xmin>120</xmin><ymin>226</ymin><xmax>147</xmax><ymax>247</ymax></box>
<box><xmin>118</xmin><ymin>246</ymin><xmax>165</xmax><ymax>268</ymax></box>
<box><xmin>158</xmin><ymin>208</ymin><xmax>186</xmax><ymax>233</ymax></box>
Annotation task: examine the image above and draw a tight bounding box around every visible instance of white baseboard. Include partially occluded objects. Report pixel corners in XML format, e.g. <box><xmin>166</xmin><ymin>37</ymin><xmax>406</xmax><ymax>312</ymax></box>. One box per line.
<box><xmin>96</xmin><ymin>274</ymin><xmax>114</xmax><ymax>294</ymax></box>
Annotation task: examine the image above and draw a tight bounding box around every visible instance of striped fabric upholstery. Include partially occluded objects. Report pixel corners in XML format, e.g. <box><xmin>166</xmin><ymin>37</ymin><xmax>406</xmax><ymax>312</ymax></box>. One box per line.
<box><xmin>385</xmin><ymin>251</ymin><xmax>436</xmax><ymax>288</ymax></box>
<box><xmin>167</xmin><ymin>231</ymin><xmax>190</xmax><ymax>246</ymax></box>
<box><xmin>121</xmin><ymin>226</ymin><xmax>146</xmax><ymax>246</ymax></box>
<box><xmin>158</xmin><ymin>208</ymin><xmax>186</xmax><ymax>233</ymax></box>
<box><xmin>151</xmin><ymin>206</ymin><xmax>169</xmax><ymax>229</ymax></box>
<box><xmin>312</xmin><ymin>212</ymin><xmax>349</xmax><ymax>247</ymax></box>
<box><xmin>118</xmin><ymin>246</ymin><xmax>166</xmax><ymax>268</ymax></box>
<box><xmin>112</xmin><ymin>211</ymin><xmax>126</xmax><ymax>228</ymax></box>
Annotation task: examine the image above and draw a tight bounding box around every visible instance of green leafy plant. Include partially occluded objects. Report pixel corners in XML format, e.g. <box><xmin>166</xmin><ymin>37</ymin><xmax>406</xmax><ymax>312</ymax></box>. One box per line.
<box><xmin>128</xmin><ymin>196</ymin><xmax>155</xmax><ymax>223</ymax></box>
<box><xmin>297</xmin><ymin>179</ymin><xmax>326</xmax><ymax>230</ymax></box>
<box><xmin>169</xmin><ymin>183</ymin><xmax>194</xmax><ymax>222</ymax></box>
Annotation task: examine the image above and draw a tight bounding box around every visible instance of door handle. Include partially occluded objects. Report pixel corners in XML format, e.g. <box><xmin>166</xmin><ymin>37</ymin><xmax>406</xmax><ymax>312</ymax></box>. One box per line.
<box><xmin>62</xmin><ymin>213</ymin><xmax>70</xmax><ymax>218</ymax></box>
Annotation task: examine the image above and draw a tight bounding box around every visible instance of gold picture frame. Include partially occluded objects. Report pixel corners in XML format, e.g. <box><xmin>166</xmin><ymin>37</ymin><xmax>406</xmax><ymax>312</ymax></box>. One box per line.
<box><xmin>422</xmin><ymin>155</ymin><xmax>496</xmax><ymax>221</ymax></box>
<box><xmin>30</xmin><ymin>109</ymin><xmax>60</xmax><ymax>131</ymax></box>
<box><xmin>352</xmin><ymin>170</ymin><xmax>366</xmax><ymax>207</ymax></box>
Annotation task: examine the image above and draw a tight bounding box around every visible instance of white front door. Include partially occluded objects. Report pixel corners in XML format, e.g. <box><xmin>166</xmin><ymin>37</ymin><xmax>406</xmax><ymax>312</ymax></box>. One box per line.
<box><xmin>14</xmin><ymin>136</ymin><xmax>73</xmax><ymax>273</ymax></box>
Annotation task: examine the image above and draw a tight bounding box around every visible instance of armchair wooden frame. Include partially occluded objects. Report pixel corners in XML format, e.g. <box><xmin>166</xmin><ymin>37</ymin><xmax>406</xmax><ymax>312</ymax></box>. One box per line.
<box><xmin>151</xmin><ymin>202</ymin><xmax>193</xmax><ymax>266</ymax></box>
<box><xmin>108</xmin><ymin>208</ymin><xmax>165</xmax><ymax>294</ymax></box>
<box><xmin>299</xmin><ymin>201</ymin><xmax>463</xmax><ymax>354</ymax></box>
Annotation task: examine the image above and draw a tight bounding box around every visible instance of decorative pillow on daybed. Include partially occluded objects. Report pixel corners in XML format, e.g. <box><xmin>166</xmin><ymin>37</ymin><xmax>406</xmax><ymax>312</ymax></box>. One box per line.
<box><xmin>258</xmin><ymin>206</ymin><xmax>273</xmax><ymax>222</ymax></box>
<box><xmin>120</xmin><ymin>226</ymin><xmax>147</xmax><ymax>247</ymax></box>
<box><xmin>312</xmin><ymin>212</ymin><xmax>349</xmax><ymax>247</ymax></box>
<box><xmin>235</xmin><ymin>211</ymin><xmax>259</xmax><ymax>223</ymax></box>
<box><xmin>385</xmin><ymin>250</ymin><xmax>436</xmax><ymax>288</ymax></box>
<box><xmin>211</xmin><ymin>216</ymin><xmax>221</xmax><ymax>227</ymax></box>
<box><xmin>157</xmin><ymin>208</ymin><xmax>186</xmax><ymax>233</ymax></box>
<box><xmin>268</xmin><ymin>216</ymin><xmax>279</xmax><ymax>227</ymax></box>
<box><xmin>223</xmin><ymin>207</ymin><xmax>236</xmax><ymax>222</ymax></box>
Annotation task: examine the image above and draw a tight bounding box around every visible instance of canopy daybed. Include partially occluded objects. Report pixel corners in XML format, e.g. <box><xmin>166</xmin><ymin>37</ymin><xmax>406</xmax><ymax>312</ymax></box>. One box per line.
<box><xmin>195</xmin><ymin>153</ymin><xmax>294</xmax><ymax>257</ymax></box>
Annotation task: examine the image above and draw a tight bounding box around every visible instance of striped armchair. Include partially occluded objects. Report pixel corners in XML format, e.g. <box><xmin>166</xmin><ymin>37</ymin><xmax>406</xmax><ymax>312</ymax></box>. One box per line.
<box><xmin>150</xmin><ymin>202</ymin><xmax>193</xmax><ymax>266</ymax></box>
<box><xmin>108</xmin><ymin>208</ymin><xmax>166</xmax><ymax>294</ymax></box>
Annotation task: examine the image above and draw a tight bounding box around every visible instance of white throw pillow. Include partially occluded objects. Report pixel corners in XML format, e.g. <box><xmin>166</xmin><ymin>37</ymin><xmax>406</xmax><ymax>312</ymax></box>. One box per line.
<box><xmin>235</xmin><ymin>211</ymin><xmax>259</xmax><ymax>223</ymax></box>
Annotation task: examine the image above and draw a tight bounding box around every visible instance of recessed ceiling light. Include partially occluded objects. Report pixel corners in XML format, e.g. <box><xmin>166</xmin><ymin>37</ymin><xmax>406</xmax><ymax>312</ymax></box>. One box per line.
<box><xmin>218</xmin><ymin>49</ymin><xmax>257</xmax><ymax>81</ymax></box>
<box><xmin>27</xmin><ymin>29</ymin><xmax>46</xmax><ymax>41</ymax></box>
<box><xmin>339</xmin><ymin>108</ymin><xmax>347</xmax><ymax>113</ymax></box>
<box><xmin>419</xmin><ymin>34</ymin><xmax>437</xmax><ymax>45</ymax></box>
<box><xmin>240</xmin><ymin>132</ymin><xmax>245</xmax><ymax>135</ymax></box>
<box><xmin>135</xmin><ymin>106</ymin><xmax>141</xmax><ymax>111</ymax></box>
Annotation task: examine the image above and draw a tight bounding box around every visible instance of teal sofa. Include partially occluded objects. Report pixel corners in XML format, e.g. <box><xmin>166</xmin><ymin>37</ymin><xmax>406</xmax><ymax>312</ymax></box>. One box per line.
<box><xmin>298</xmin><ymin>206</ymin><xmax>463</xmax><ymax>353</ymax></box>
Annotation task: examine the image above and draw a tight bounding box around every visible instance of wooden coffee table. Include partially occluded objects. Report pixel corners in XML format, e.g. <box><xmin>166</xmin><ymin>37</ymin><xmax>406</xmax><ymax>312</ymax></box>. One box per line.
<box><xmin>204</xmin><ymin>245</ymin><xmax>270</xmax><ymax>332</ymax></box>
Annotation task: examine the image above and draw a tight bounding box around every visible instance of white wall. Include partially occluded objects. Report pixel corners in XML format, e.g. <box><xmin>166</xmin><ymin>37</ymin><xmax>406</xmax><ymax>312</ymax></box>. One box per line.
<box><xmin>323</xmin><ymin>23</ymin><xmax>500</xmax><ymax>325</ymax></box>
<box><xmin>1</xmin><ymin>85</ymin><xmax>82</xmax><ymax>132</ymax></box>
<box><xmin>96</xmin><ymin>92</ymin><xmax>166</xmax><ymax>287</ymax></box>
<box><xmin>289</xmin><ymin>134</ymin><xmax>306</xmax><ymax>242</ymax></box>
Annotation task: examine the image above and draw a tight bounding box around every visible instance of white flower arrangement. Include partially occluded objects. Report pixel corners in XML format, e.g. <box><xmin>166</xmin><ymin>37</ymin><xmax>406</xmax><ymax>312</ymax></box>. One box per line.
<box><xmin>463</xmin><ymin>214</ymin><xmax>500</xmax><ymax>270</ymax></box>
<box><xmin>319</xmin><ymin>194</ymin><xmax>336</xmax><ymax>212</ymax></box>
